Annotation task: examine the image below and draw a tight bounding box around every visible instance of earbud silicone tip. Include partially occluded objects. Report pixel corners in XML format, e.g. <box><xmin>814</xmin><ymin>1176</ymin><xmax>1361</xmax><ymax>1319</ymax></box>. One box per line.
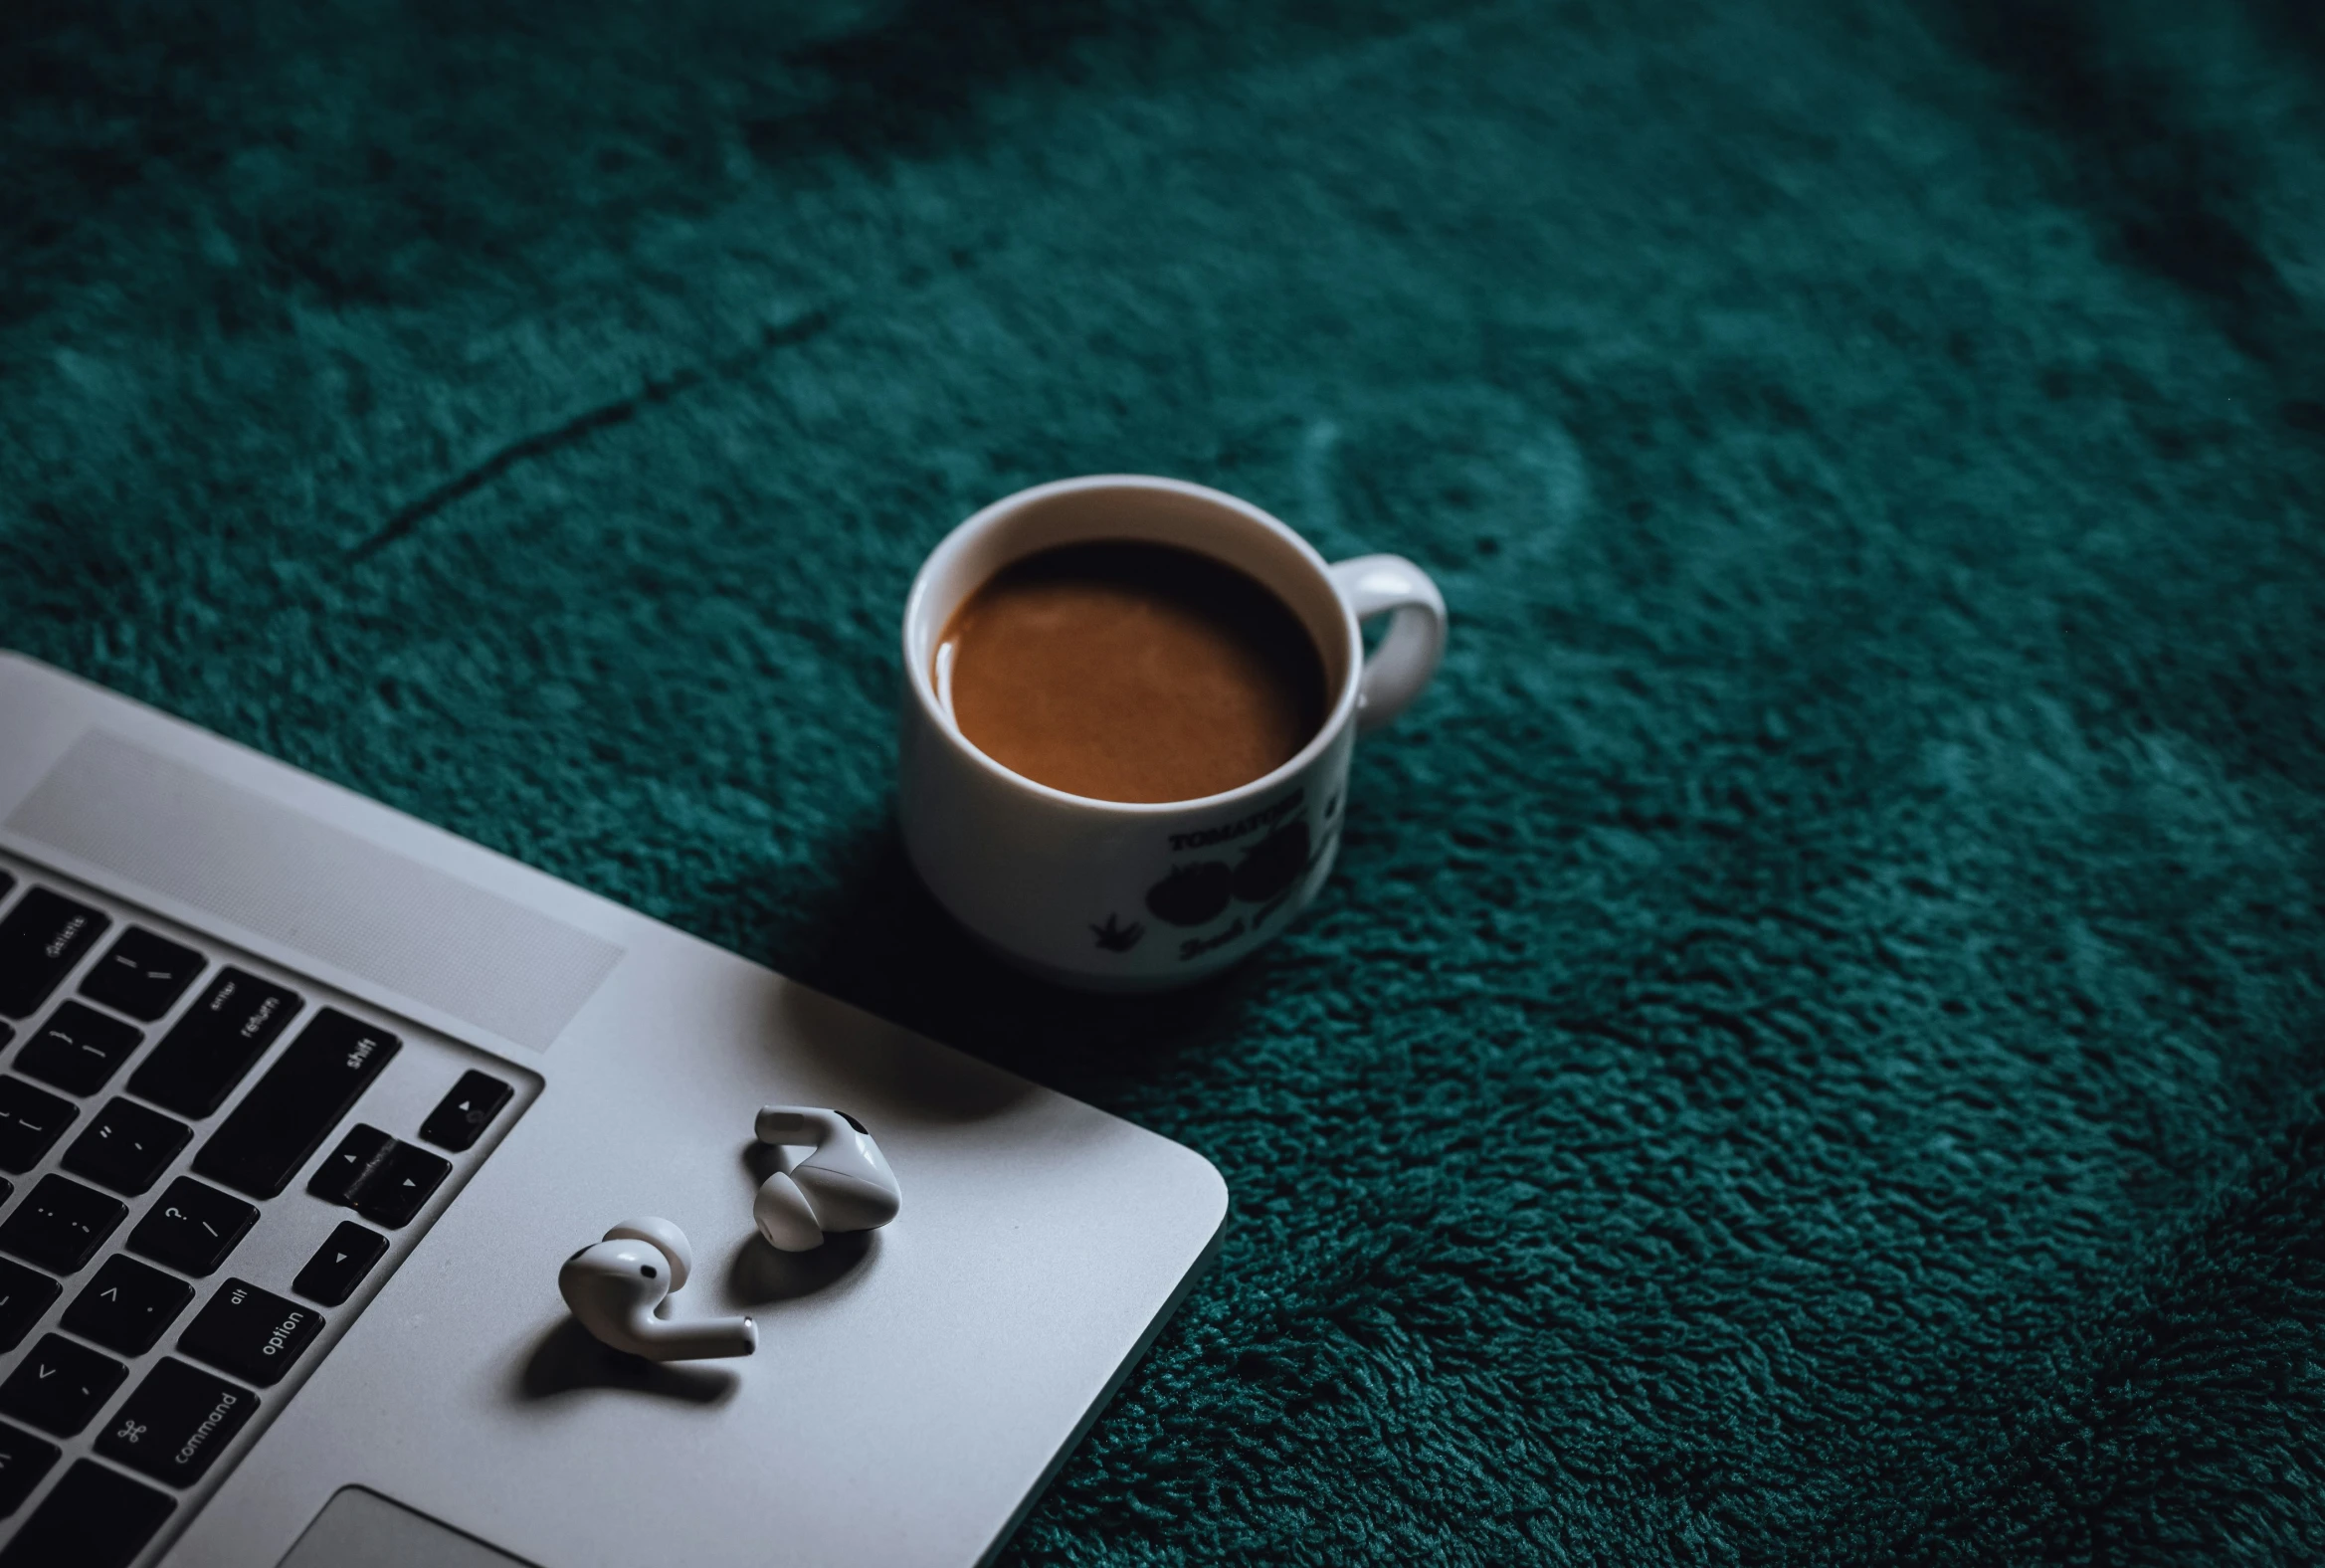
<box><xmin>754</xmin><ymin>1171</ymin><xmax>825</xmax><ymax>1253</ymax></box>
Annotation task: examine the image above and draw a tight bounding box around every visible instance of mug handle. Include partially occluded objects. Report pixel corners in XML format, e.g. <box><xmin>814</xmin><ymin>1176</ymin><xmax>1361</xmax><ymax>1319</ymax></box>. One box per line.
<box><xmin>1326</xmin><ymin>555</ymin><xmax>1447</xmax><ymax>734</ymax></box>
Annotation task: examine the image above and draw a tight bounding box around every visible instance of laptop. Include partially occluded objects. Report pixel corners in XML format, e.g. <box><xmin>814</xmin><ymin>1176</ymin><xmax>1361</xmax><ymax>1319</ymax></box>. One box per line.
<box><xmin>0</xmin><ymin>651</ymin><xmax>1227</xmax><ymax>1568</ymax></box>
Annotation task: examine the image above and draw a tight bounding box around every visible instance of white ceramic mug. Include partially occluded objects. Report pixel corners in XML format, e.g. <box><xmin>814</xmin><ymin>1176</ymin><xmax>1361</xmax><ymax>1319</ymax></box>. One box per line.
<box><xmin>898</xmin><ymin>475</ymin><xmax>1447</xmax><ymax>991</ymax></box>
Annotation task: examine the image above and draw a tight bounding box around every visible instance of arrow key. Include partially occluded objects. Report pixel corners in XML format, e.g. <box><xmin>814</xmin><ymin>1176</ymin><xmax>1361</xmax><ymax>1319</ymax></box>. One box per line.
<box><xmin>61</xmin><ymin>1256</ymin><xmax>193</xmax><ymax>1357</ymax></box>
<box><xmin>0</xmin><ymin>1333</ymin><xmax>125</xmax><ymax>1437</ymax></box>
<box><xmin>291</xmin><ymin>1222</ymin><xmax>388</xmax><ymax>1307</ymax></box>
<box><xmin>305</xmin><ymin>1123</ymin><xmax>394</xmax><ymax>1207</ymax></box>
<box><xmin>420</xmin><ymin>1070</ymin><xmax>513</xmax><ymax>1153</ymax></box>
<box><xmin>353</xmin><ymin>1141</ymin><xmax>450</xmax><ymax>1229</ymax></box>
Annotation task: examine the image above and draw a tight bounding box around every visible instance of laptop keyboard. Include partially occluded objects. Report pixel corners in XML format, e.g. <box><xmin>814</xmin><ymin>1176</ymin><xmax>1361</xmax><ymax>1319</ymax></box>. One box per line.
<box><xmin>0</xmin><ymin>859</ymin><xmax>535</xmax><ymax>1568</ymax></box>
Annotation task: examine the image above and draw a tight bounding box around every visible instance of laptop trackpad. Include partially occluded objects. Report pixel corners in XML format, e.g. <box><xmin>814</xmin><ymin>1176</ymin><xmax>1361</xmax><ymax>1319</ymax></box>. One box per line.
<box><xmin>277</xmin><ymin>1487</ymin><xmax>541</xmax><ymax>1568</ymax></box>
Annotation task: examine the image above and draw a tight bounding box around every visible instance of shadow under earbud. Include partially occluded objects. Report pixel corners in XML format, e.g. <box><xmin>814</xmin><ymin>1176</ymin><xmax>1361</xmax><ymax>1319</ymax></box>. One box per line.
<box><xmin>514</xmin><ymin>1317</ymin><xmax>741</xmax><ymax>1405</ymax></box>
<box><xmin>730</xmin><ymin>1138</ymin><xmax>878</xmax><ymax>1303</ymax></box>
<box><xmin>722</xmin><ymin>1228</ymin><xmax>873</xmax><ymax>1305</ymax></box>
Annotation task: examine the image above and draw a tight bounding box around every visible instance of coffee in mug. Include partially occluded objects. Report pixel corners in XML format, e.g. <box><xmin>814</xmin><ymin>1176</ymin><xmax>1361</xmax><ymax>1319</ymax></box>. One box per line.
<box><xmin>938</xmin><ymin>540</ymin><xmax>1328</xmax><ymax>805</ymax></box>
<box><xmin>900</xmin><ymin>476</ymin><xmax>1447</xmax><ymax>991</ymax></box>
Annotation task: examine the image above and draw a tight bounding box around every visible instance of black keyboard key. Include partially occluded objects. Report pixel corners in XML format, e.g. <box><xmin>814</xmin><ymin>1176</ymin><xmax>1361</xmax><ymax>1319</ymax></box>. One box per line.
<box><xmin>0</xmin><ymin>890</ymin><xmax>108</xmax><ymax>1021</ymax></box>
<box><xmin>354</xmin><ymin>1140</ymin><xmax>451</xmax><ymax>1229</ymax></box>
<box><xmin>12</xmin><ymin>1002</ymin><xmax>141</xmax><ymax>1097</ymax></box>
<box><xmin>0</xmin><ymin>1080</ymin><xmax>75</xmax><ymax>1175</ymax></box>
<box><xmin>125</xmin><ymin>1178</ymin><xmax>256</xmax><ymax>1277</ymax></box>
<box><xmin>309</xmin><ymin>1126</ymin><xmax>449</xmax><ymax>1228</ymax></box>
<box><xmin>61</xmin><ymin>1257</ymin><xmax>193</xmax><ymax>1357</ymax></box>
<box><xmin>292</xmin><ymin>1222</ymin><xmax>388</xmax><ymax>1307</ymax></box>
<box><xmin>77</xmin><ymin>927</ymin><xmax>204</xmax><ymax>1022</ymax></box>
<box><xmin>125</xmin><ymin>967</ymin><xmax>301</xmax><ymax>1118</ymax></box>
<box><xmin>97</xmin><ymin>1359</ymin><xmax>256</xmax><ymax>1487</ymax></box>
<box><xmin>0</xmin><ymin>1176</ymin><xmax>125</xmax><ymax>1275</ymax></box>
<box><xmin>61</xmin><ymin>1098</ymin><xmax>189</xmax><ymax>1198</ymax></box>
<box><xmin>420</xmin><ymin>1070</ymin><xmax>514</xmax><ymax>1152</ymax></box>
<box><xmin>0</xmin><ymin>873</ymin><xmax>10</xmax><ymax>901</ymax></box>
<box><xmin>0</xmin><ymin>1261</ymin><xmax>59</xmax><ymax>1356</ymax></box>
<box><xmin>0</xmin><ymin>1024</ymin><xmax>10</xmax><ymax>1049</ymax></box>
<box><xmin>178</xmin><ymin>1278</ymin><xmax>323</xmax><ymax>1388</ymax></box>
<box><xmin>0</xmin><ymin>1423</ymin><xmax>58</xmax><ymax>1518</ymax></box>
<box><xmin>0</xmin><ymin>1334</ymin><xmax>125</xmax><ymax>1437</ymax></box>
<box><xmin>0</xmin><ymin>1459</ymin><xmax>173</xmax><ymax>1568</ymax></box>
<box><xmin>307</xmin><ymin>1123</ymin><xmax>396</xmax><ymax>1206</ymax></box>
<box><xmin>193</xmin><ymin>1009</ymin><xmax>398</xmax><ymax>1200</ymax></box>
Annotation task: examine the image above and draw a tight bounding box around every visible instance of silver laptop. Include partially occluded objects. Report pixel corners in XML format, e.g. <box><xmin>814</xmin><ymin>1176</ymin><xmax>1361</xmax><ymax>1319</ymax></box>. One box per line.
<box><xmin>0</xmin><ymin>651</ymin><xmax>1227</xmax><ymax>1568</ymax></box>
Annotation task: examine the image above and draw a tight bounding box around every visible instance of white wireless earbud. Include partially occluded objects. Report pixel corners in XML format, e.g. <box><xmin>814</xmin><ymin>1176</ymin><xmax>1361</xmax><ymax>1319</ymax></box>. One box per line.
<box><xmin>558</xmin><ymin>1217</ymin><xmax>757</xmax><ymax>1361</ymax></box>
<box><xmin>752</xmin><ymin>1106</ymin><xmax>903</xmax><ymax>1253</ymax></box>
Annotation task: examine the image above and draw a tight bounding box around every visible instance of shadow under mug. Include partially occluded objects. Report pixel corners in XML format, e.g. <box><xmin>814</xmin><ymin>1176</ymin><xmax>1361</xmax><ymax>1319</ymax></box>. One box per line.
<box><xmin>898</xmin><ymin>475</ymin><xmax>1446</xmax><ymax>992</ymax></box>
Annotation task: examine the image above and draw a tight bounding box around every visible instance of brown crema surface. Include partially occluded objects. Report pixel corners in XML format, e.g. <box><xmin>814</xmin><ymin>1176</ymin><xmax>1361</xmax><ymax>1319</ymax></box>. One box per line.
<box><xmin>941</xmin><ymin>540</ymin><xmax>1327</xmax><ymax>804</ymax></box>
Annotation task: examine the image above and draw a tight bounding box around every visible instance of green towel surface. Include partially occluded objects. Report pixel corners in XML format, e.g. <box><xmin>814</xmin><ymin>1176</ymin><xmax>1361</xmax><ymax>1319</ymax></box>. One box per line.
<box><xmin>5</xmin><ymin>1</ymin><xmax>2323</xmax><ymax>1561</ymax></box>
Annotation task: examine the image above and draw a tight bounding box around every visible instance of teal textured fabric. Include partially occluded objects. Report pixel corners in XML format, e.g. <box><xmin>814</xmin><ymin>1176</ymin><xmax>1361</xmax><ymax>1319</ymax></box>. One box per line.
<box><xmin>5</xmin><ymin>1</ymin><xmax>2324</xmax><ymax>1561</ymax></box>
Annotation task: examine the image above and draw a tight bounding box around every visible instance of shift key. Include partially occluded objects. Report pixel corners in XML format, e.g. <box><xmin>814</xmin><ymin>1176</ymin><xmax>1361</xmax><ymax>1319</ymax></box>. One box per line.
<box><xmin>193</xmin><ymin>1011</ymin><xmax>399</xmax><ymax>1199</ymax></box>
<box><xmin>126</xmin><ymin>970</ymin><xmax>301</xmax><ymax>1118</ymax></box>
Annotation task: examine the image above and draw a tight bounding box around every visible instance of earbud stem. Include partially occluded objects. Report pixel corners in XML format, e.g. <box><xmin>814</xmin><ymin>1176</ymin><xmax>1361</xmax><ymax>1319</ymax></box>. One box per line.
<box><xmin>755</xmin><ymin>1105</ymin><xmax>847</xmax><ymax>1145</ymax></box>
<box><xmin>624</xmin><ymin>1309</ymin><xmax>757</xmax><ymax>1361</ymax></box>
